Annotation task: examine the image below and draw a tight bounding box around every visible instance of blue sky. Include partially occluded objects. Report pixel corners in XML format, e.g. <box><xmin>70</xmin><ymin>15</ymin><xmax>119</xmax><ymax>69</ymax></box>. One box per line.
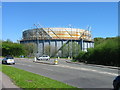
<box><xmin>2</xmin><ymin>2</ymin><xmax>118</xmax><ymax>42</ymax></box>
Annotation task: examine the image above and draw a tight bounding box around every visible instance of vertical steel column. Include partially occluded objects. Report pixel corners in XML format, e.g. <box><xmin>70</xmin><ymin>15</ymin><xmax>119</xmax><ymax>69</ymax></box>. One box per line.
<box><xmin>49</xmin><ymin>40</ymin><xmax>50</xmax><ymax>56</ymax></box>
<box><xmin>43</xmin><ymin>40</ymin><xmax>44</xmax><ymax>55</ymax></box>
<box><xmin>75</xmin><ymin>40</ymin><xmax>77</xmax><ymax>57</ymax></box>
<box><xmin>90</xmin><ymin>42</ymin><xmax>91</xmax><ymax>48</ymax></box>
<box><xmin>48</xmin><ymin>28</ymin><xmax>50</xmax><ymax>56</ymax></box>
<box><xmin>87</xmin><ymin>42</ymin><xmax>88</xmax><ymax>51</ymax></box>
<box><xmin>38</xmin><ymin>40</ymin><xmax>39</xmax><ymax>55</ymax></box>
<box><xmin>76</xmin><ymin>41</ymin><xmax>79</xmax><ymax>56</ymax></box>
<box><xmin>68</xmin><ymin>40</ymin><xmax>70</xmax><ymax>57</ymax></box>
<box><xmin>71</xmin><ymin>30</ymin><xmax>72</xmax><ymax>58</ymax></box>
<box><xmin>61</xmin><ymin>40</ymin><xmax>63</xmax><ymax>57</ymax></box>
<box><xmin>55</xmin><ymin>40</ymin><xmax>57</xmax><ymax>57</ymax></box>
<box><xmin>82</xmin><ymin>40</ymin><xmax>84</xmax><ymax>51</ymax></box>
<box><xmin>80</xmin><ymin>39</ymin><xmax>83</xmax><ymax>51</ymax></box>
<box><xmin>42</xmin><ymin>28</ymin><xmax>44</xmax><ymax>55</ymax></box>
<box><xmin>36</xmin><ymin>30</ymin><xmax>39</xmax><ymax>55</ymax></box>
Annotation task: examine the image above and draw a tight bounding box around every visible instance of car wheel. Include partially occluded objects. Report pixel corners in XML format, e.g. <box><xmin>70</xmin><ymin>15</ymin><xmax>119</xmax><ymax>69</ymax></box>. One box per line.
<box><xmin>2</xmin><ymin>61</ymin><xmax>4</xmax><ymax>64</ymax></box>
<box><xmin>5</xmin><ymin>61</ymin><xmax>7</xmax><ymax>64</ymax></box>
<box><xmin>115</xmin><ymin>84</ymin><xmax>120</xmax><ymax>90</ymax></box>
<box><xmin>118</xmin><ymin>84</ymin><xmax>120</xmax><ymax>90</ymax></box>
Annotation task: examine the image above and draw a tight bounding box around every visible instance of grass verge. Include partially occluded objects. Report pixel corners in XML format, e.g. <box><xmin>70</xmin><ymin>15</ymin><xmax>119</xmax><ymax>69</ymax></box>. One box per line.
<box><xmin>0</xmin><ymin>64</ymin><xmax>1</xmax><ymax>71</ymax></box>
<box><xmin>71</xmin><ymin>59</ymin><xmax>78</xmax><ymax>62</ymax></box>
<box><xmin>2</xmin><ymin>65</ymin><xmax>78</xmax><ymax>88</ymax></box>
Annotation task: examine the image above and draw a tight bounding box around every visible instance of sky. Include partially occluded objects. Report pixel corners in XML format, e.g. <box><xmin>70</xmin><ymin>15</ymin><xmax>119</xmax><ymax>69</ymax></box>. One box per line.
<box><xmin>2</xmin><ymin>2</ymin><xmax>118</xmax><ymax>42</ymax></box>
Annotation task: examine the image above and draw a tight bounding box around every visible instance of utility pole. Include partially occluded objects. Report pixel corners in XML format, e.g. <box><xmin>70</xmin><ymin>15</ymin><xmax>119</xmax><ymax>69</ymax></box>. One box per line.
<box><xmin>34</xmin><ymin>24</ymin><xmax>39</xmax><ymax>57</ymax></box>
<box><xmin>68</xmin><ymin>24</ymin><xmax>73</xmax><ymax>59</ymax></box>
<box><xmin>71</xmin><ymin>26</ymin><xmax>73</xmax><ymax>59</ymax></box>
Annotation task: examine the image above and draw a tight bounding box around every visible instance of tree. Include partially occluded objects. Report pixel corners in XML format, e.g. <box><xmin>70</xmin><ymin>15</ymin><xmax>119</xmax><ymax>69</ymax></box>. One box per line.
<box><xmin>62</xmin><ymin>41</ymin><xmax>81</xmax><ymax>58</ymax></box>
<box><xmin>0</xmin><ymin>40</ymin><xmax>2</xmax><ymax>56</ymax></box>
<box><xmin>22</xmin><ymin>43</ymin><xmax>37</xmax><ymax>57</ymax></box>
<box><xmin>2</xmin><ymin>41</ymin><xmax>25</xmax><ymax>56</ymax></box>
<box><xmin>6</xmin><ymin>39</ymin><xmax>13</xmax><ymax>43</ymax></box>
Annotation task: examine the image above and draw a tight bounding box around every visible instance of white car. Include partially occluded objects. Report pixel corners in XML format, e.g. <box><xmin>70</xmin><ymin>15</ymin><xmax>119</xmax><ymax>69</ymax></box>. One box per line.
<box><xmin>37</xmin><ymin>55</ymin><xmax>50</xmax><ymax>61</ymax></box>
<box><xmin>2</xmin><ymin>57</ymin><xmax>15</xmax><ymax>64</ymax></box>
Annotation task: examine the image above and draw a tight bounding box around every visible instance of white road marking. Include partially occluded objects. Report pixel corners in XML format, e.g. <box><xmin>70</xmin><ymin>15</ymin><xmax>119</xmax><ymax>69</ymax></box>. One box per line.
<box><xmin>55</xmin><ymin>64</ymin><xmax>118</xmax><ymax>76</ymax></box>
<box><xmin>17</xmin><ymin>63</ymin><xmax>54</xmax><ymax>71</ymax></box>
<box><xmin>16</xmin><ymin>63</ymin><xmax>33</xmax><ymax>67</ymax></box>
<box><xmin>42</xmin><ymin>68</ymin><xmax>54</xmax><ymax>71</ymax></box>
<box><xmin>16</xmin><ymin>62</ymin><xmax>118</xmax><ymax>76</ymax></box>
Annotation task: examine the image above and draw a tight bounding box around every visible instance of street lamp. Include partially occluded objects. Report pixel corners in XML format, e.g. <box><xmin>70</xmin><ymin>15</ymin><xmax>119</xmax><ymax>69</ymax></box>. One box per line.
<box><xmin>34</xmin><ymin>24</ymin><xmax>39</xmax><ymax>57</ymax></box>
<box><xmin>68</xmin><ymin>24</ymin><xmax>73</xmax><ymax>59</ymax></box>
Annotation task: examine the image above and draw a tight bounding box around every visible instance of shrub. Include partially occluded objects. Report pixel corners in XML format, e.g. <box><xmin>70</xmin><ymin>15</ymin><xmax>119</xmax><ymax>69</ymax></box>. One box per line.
<box><xmin>76</xmin><ymin>37</ymin><xmax>120</xmax><ymax>66</ymax></box>
<box><xmin>75</xmin><ymin>51</ymin><xmax>86</xmax><ymax>62</ymax></box>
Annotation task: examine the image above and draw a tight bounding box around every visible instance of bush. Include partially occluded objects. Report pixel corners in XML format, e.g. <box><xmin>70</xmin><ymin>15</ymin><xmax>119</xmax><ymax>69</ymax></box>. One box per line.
<box><xmin>87</xmin><ymin>37</ymin><xmax>119</xmax><ymax>66</ymax></box>
<box><xmin>75</xmin><ymin>51</ymin><xmax>86</xmax><ymax>62</ymax></box>
<box><xmin>2</xmin><ymin>41</ymin><xmax>25</xmax><ymax>57</ymax></box>
<box><xmin>76</xmin><ymin>37</ymin><xmax>120</xmax><ymax>66</ymax></box>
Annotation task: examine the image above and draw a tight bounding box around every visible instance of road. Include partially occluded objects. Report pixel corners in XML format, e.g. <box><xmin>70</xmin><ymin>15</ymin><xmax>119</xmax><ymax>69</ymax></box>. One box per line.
<box><xmin>7</xmin><ymin>58</ymin><xmax>119</xmax><ymax>89</ymax></box>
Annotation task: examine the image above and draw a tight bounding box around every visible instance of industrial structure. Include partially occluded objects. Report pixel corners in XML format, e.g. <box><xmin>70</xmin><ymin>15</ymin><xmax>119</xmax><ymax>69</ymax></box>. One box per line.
<box><xmin>20</xmin><ymin>25</ymin><xmax>94</xmax><ymax>57</ymax></box>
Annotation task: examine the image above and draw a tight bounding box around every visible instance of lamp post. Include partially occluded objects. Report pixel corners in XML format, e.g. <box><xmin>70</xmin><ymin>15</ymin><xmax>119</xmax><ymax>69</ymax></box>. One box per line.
<box><xmin>34</xmin><ymin>24</ymin><xmax>39</xmax><ymax>57</ymax></box>
<box><xmin>71</xmin><ymin>27</ymin><xmax>73</xmax><ymax>59</ymax></box>
<box><xmin>68</xmin><ymin>24</ymin><xmax>73</xmax><ymax>59</ymax></box>
<box><xmin>36</xmin><ymin>31</ymin><xmax>39</xmax><ymax>55</ymax></box>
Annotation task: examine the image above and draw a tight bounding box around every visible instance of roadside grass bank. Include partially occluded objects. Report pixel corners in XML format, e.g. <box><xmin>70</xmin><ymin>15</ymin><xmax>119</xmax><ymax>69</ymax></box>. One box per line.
<box><xmin>71</xmin><ymin>59</ymin><xmax>78</xmax><ymax>62</ymax></box>
<box><xmin>2</xmin><ymin>65</ymin><xmax>78</xmax><ymax>88</ymax></box>
<box><xmin>0</xmin><ymin>64</ymin><xmax>1</xmax><ymax>71</ymax></box>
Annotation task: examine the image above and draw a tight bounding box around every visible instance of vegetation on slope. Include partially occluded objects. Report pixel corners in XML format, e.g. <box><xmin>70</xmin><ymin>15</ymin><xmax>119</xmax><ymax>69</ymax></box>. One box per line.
<box><xmin>75</xmin><ymin>37</ymin><xmax>119</xmax><ymax>67</ymax></box>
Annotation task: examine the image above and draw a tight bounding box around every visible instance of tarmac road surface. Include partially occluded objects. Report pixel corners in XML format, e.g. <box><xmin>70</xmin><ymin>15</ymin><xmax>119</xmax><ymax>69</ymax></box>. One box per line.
<box><xmin>3</xmin><ymin>58</ymin><xmax>119</xmax><ymax>89</ymax></box>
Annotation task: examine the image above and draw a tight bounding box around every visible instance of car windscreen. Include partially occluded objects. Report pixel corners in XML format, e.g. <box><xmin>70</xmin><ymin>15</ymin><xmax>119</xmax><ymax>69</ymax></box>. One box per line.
<box><xmin>6</xmin><ymin>57</ymin><xmax>14</xmax><ymax>59</ymax></box>
<box><xmin>43</xmin><ymin>56</ymin><xmax>48</xmax><ymax>57</ymax></box>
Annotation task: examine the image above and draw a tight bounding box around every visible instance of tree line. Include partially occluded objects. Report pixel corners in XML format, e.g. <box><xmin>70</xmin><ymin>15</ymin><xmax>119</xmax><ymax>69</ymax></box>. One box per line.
<box><xmin>1</xmin><ymin>37</ymin><xmax>119</xmax><ymax>67</ymax></box>
<box><xmin>2</xmin><ymin>40</ymin><xmax>36</xmax><ymax>57</ymax></box>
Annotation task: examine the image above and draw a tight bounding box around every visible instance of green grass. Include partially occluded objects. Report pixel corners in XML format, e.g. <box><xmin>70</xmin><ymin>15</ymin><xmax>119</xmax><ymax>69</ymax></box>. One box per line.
<box><xmin>0</xmin><ymin>64</ymin><xmax>1</xmax><ymax>71</ymax></box>
<box><xmin>2</xmin><ymin>65</ymin><xmax>78</xmax><ymax>88</ymax></box>
<box><xmin>71</xmin><ymin>59</ymin><xmax>77</xmax><ymax>62</ymax></box>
